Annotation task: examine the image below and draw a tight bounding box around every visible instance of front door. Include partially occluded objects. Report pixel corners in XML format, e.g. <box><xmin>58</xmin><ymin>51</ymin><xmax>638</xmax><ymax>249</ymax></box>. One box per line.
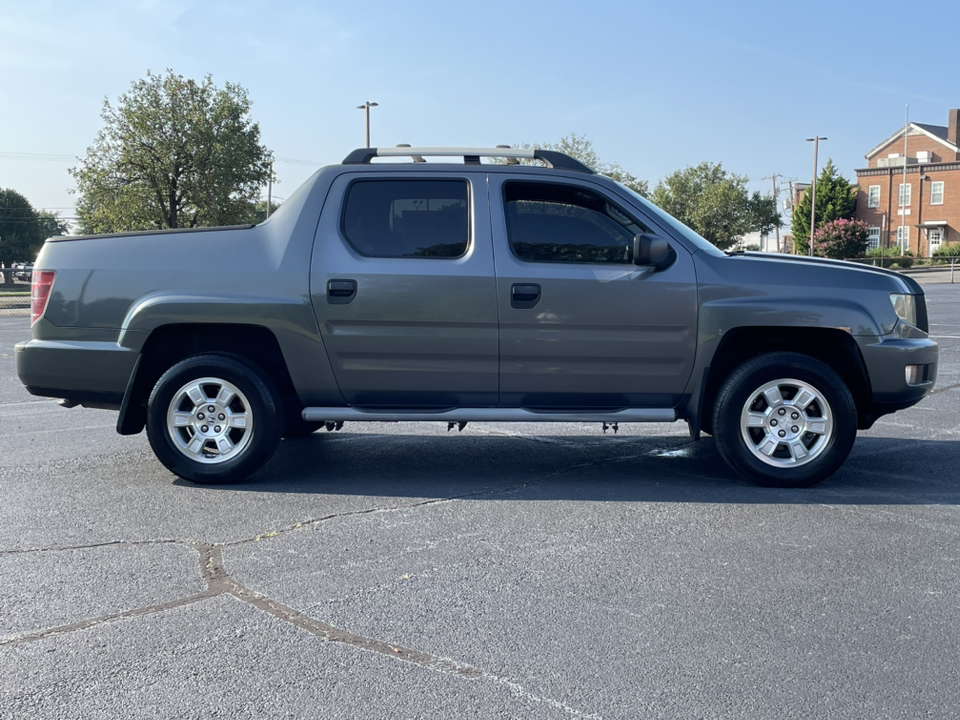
<box><xmin>490</xmin><ymin>176</ymin><xmax>698</xmax><ymax>409</ymax></box>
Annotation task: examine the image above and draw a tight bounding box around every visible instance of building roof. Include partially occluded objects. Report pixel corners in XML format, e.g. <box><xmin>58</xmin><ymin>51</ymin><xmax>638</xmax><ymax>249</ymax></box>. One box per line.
<box><xmin>865</xmin><ymin>122</ymin><xmax>958</xmax><ymax>159</ymax></box>
<box><xmin>915</xmin><ymin>123</ymin><xmax>948</xmax><ymax>140</ymax></box>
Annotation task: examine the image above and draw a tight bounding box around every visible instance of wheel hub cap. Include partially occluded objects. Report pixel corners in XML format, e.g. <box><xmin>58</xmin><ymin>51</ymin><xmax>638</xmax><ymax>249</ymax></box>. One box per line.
<box><xmin>740</xmin><ymin>378</ymin><xmax>833</xmax><ymax>468</ymax></box>
<box><xmin>166</xmin><ymin>377</ymin><xmax>253</xmax><ymax>464</ymax></box>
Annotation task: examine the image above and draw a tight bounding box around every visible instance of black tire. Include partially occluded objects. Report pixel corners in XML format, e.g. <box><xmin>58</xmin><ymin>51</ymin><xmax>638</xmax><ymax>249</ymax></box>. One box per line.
<box><xmin>711</xmin><ymin>352</ymin><xmax>857</xmax><ymax>488</ymax></box>
<box><xmin>146</xmin><ymin>354</ymin><xmax>282</xmax><ymax>484</ymax></box>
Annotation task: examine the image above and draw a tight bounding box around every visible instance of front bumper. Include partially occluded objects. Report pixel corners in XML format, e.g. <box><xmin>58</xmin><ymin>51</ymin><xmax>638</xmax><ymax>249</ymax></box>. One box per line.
<box><xmin>856</xmin><ymin>322</ymin><xmax>938</xmax><ymax>422</ymax></box>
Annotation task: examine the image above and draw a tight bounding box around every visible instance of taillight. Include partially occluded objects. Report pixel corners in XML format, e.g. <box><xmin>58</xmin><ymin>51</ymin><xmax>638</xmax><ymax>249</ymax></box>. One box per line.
<box><xmin>31</xmin><ymin>271</ymin><xmax>56</xmax><ymax>326</ymax></box>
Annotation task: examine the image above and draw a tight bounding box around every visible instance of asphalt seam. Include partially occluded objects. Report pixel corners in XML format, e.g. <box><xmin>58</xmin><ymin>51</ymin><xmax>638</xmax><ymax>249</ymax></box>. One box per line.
<box><xmin>0</xmin><ymin>539</ymin><xmax>604</xmax><ymax>719</ymax></box>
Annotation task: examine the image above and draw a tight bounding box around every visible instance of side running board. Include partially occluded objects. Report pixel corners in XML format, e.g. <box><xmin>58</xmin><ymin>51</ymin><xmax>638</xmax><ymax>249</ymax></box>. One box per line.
<box><xmin>302</xmin><ymin>408</ymin><xmax>676</xmax><ymax>423</ymax></box>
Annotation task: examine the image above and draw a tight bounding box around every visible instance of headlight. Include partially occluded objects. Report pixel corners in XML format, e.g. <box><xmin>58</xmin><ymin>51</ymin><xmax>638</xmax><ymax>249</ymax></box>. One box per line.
<box><xmin>890</xmin><ymin>294</ymin><xmax>917</xmax><ymax>326</ymax></box>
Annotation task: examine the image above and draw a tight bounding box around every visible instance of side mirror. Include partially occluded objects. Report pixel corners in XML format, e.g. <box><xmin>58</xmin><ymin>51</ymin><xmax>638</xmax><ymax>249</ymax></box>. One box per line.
<box><xmin>633</xmin><ymin>234</ymin><xmax>675</xmax><ymax>270</ymax></box>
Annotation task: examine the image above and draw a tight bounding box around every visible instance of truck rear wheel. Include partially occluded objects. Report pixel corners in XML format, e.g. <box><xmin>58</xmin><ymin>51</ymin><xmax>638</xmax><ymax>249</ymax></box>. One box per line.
<box><xmin>712</xmin><ymin>352</ymin><xmax>857</xmax><ymax>488</ymax></box>
<box><xmin>146</xmin><ymin>354</ymin><xmax>282</xmax><ymax>484</ymax></box>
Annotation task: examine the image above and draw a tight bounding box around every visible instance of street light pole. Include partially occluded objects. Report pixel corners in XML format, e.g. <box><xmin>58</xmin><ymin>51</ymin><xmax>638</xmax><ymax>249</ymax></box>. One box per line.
<box><xmin>806</xmin><ymin>136</ymin><xmax>827</xmax><ymax>257</ymax></box>
<box><xmin>357</xmin><ymin>101</ymin><xmax>379</xmax><ymax>147</ymax></box>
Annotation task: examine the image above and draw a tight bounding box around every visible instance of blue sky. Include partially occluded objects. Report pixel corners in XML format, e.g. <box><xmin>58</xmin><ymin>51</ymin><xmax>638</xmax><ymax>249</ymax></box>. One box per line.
<box><xmin>2</xmin><ymin>0</ymin><xmax>958</xmax><ymax>225</ymax></box>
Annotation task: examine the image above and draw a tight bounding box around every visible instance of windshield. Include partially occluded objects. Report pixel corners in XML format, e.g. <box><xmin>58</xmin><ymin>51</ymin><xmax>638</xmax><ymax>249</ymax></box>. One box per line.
<box><xmin>616</xmin><ymin>183</ymin><xmax>726</xmax><ymax>258</ymax></box>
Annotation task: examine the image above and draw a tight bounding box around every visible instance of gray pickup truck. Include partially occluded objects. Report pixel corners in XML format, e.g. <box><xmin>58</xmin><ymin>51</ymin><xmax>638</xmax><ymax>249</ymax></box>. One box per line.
<box><xmin>16</xmin><ymin>147</ymin><xmax>938</xmax><ymax>487</ymax></box>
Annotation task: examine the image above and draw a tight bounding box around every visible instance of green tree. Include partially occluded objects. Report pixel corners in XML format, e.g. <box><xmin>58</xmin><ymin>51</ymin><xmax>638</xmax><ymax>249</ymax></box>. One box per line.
<box><xmin>37</xmin><ymin>210</ymin><xmax>70</xmax><ymax>238</ymax></box>
<box><xmin>251</xmin><ymin>199</ymin><xmax>281</xmax><ymax>223</ymax></box>
<box><xmin>791</xmin><ymin>159</ymin><xmax>856</xmax><ymax>255</ymax></box>
<box><xmin>0</xmin><ymin>189</ymin><xmax>45</xmax><ymax>281</ymax></box>
<box><xmin>651</xmin><ymin>162</ymin><xmax>751</xmax><ymax>250</ymax></box>
<box><xmin>71</xmin><ymin>69</ymin><xmax>274</xmax><ymax>233</ymax></box>
<box><xmin>748</xmin><ymin>191</ymin><xmax>783</xmax><ymax>238</ymax></box>
<box><xmin>495</xmin><ymin>133</ymin><xmax>649</xmax><ymax>197</ymax></box>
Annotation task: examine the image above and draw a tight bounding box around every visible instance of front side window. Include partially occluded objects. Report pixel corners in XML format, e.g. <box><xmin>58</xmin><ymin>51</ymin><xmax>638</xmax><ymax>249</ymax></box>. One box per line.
<box><xmin>867</xmin><ymin>227</ymin><xmax>881</xmax><ymax>250</ymax></box>
<box><xmin>867</xmin><ymin>185</ymin><xmax>880</xmax><ymax>208</ymax></box>
<box><xmin>342</xmin><ymin>179</ymin><xmax>469</xmax><ymax>258</ymax></box>
<box><xmin>503</xmin><ymin>181</ymin><xmax>645</xmax><ymax>264</ymax></box>
<box><xmin>899</xmin><ymin>183</ymin><xmax>912</xmax><ymax>207</ymax></box>
<box><xmin>930</xmin><ymin>181</ymin><xmax>944</xmax><ymax>205</ymax></box>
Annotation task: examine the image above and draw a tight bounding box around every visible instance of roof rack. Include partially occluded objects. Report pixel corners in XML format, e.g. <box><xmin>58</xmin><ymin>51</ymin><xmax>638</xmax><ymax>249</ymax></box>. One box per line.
<box><xmin>341</xmin><ymin>146</ymin><xmax>595</xmax><ymax>174</ymax></box>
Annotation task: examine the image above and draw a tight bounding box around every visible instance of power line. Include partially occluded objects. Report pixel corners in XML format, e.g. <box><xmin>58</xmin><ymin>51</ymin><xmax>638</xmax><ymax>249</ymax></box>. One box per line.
<box><xmin>0</xmin><ymin>151</ymin><xmax>77</xmax><ymax>161</ymax></box>
<box><xmin>3</xmin><ymin>150</ymin><xmax>324</xmax><ymax>167</ymax></box>
<box><xmin>274</xmin><ymin>156</ymin><xmax>324</xmax><ymax>167</ymax></box>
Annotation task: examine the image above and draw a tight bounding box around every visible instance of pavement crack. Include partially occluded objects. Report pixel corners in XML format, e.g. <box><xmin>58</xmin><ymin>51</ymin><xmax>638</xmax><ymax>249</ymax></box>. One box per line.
<box><xmin>0</xmin><ymin>542</ymin><xmax>227</xmax><ymax>648</ymax></box>
<box><xmin>0</xmin><ymin>538</ymin><xmax>602</xmax><ymax>717</ymax></box>
<box><xmin>0</xmin><ymin>538</ymin><xmax>185</xmax><ymax>557</ymax></box>
<box><xmin>225</xmin><ymin>582</ymin><xmax>603</xmax><ymax>719</ymax></box>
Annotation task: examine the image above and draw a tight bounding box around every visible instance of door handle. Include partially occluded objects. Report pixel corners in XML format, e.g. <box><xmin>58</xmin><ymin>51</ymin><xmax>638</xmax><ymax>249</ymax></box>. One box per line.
<box><xmin>511</xmin><ymin>283</ymin><xmax>541</xmax><ymax>309</ymax></box>
<box><xmin>327</xmin><ymin>279</ymin><xmax>357</xmax><ymax>304</ymax></box>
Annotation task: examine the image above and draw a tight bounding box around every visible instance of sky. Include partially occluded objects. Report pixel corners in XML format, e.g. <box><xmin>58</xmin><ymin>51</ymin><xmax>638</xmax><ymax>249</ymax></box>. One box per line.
<box><xmin>2</xmin><ymin>0</ymin><xmax>959</xmax><ymax>228</ymax></box>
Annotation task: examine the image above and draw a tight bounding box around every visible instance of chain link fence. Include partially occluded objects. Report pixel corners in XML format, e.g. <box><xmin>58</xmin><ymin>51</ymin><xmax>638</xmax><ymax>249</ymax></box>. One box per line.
<box><xmin>0</xmin><ymin>267</ymin><xmax>31</xmax><ymax>315</ymax></box>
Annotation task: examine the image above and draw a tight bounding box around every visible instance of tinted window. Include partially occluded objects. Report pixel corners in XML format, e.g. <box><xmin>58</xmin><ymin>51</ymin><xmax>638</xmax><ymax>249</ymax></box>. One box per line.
<box><xmin>504</xmin><ymin>181</ymin><xmax>643</xmax><ymax>264</ymax></box>
<box><xmin>342</xmin><ymin>179</ymin><xmax>469</xmax><ymax>258</ymax></box>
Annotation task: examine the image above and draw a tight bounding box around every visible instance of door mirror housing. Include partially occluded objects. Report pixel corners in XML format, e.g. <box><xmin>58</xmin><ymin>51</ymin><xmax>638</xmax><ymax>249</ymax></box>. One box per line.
<box><xmin>633</xmin><ymin>234</ymin><xmax>675</xmax><ymax>270</ymax></box>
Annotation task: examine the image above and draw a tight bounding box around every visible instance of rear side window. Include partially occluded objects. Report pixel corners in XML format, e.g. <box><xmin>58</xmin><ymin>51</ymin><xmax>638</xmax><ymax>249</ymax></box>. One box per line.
<box><xmin>504</xmin><ymin>181</ymin><xmax>644</xmax><ymax>264</ymax></box>
<box><xmin>342</xmin><ymin>179</ymin><xmax>469</xmax><ymax>258</ymax></box>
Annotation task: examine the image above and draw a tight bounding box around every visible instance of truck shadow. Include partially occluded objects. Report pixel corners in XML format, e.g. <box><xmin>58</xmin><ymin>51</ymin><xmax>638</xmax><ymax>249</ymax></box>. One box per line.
<box><xmin>201</xmin><ymin>432</ymin><xmax>960</xmax><ymax>506</ymax></box>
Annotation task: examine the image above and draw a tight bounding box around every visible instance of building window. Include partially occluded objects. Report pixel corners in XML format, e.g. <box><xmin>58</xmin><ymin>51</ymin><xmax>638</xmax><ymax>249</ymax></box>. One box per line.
<box><xmin>928</xmin><ymin>228</ymin><xmax>943</xmax><ymax>251</ymax></box>
<box><xmin>867</xmin><ymin>186</ymin><xmax>880</xmax><ymax>208</ymax></box>
<box><xmin>896</xmin><ymin>226</ymin><xmax>910</xmax><ymax>247</ymax></box>
<box><xmin>898</xmin><ymin>183</ymin><xmax>912</xmax><ymax>207</ymax></box>
<box><xmin>930</xmin><ymin>181</ymin><xmax>944</xmax><ymax>205</ymax></box>
<box><xmin>867</xmin><ymin>227</ymin><xmax>881</xmax><ymax>250</ymax></box>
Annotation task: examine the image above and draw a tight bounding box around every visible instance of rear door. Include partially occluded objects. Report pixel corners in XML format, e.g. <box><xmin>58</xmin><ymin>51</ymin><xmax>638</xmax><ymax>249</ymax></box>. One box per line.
<box><xmin>490</xmin><ymin>175</ymin><xmax>698</xmax><ymax>409</ymax></box>
<box><xmin>311</xmin><ymin>172</ymin><xmax>498</xmax><ymax>407</ymax></box>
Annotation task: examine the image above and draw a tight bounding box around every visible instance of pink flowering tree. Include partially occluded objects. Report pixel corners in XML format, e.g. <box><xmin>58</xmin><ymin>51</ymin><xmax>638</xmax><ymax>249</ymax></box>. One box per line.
<box><xmin>811</xmin><ymin>218</ymin><xmax>869</xmax><ymax>259</ymax></box>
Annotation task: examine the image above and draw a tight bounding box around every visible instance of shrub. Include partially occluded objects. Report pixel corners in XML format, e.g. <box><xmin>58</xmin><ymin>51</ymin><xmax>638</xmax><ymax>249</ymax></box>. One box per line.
<box><xmin>811</xmin><ymin>218</ymin><xmax>869</xmax><ymax>260</ymax></box>
<box><xmin>932</xmin><ymin>244</ymin><xmax>960</xmax><ymax>265</ymax></box>
<box><xmin>866</xmin><ymin>246</ymin><xmax>914</xmax><ymax>269</ymax></box>
<box><xmin>866</xmin><ymin>247</ymin><xmax>894</xmax><ymax>268</ymax></box>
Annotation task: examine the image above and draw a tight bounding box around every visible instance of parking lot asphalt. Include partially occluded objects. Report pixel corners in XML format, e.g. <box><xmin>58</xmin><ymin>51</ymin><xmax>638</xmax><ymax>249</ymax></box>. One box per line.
<box><xmin>1</xmin><ymin>284</ymin><xmax>959</xmax><ymax>719</ymax></box>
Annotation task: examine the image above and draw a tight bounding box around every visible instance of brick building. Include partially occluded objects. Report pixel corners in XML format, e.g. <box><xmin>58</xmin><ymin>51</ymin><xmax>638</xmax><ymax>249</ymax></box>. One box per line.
<box><xmin>855</xmin><ymin>109</ymin><xmax>960</xmax><ymax>256</ymax></box>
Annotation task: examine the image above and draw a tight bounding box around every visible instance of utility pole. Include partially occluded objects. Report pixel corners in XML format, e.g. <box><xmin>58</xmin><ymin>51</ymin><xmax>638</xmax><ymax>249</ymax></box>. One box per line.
<box><xmin>806</xmin><ymin>137</ymin><xmax>827</xmax><ymax>257</ymax></box>
<box><xmin>266</xmin><ymin>160</ymin><xmax>273</xmax><ymax>219</ymax></box>
<box><xmin>763</xmin><ymin>174</ymin><xmax>783</xmax><ymax>253</ymax></box>
<box><xmin>901</xmin><ymin>105</ymin><xmax>909</xmax><ymax>256</ymax></box>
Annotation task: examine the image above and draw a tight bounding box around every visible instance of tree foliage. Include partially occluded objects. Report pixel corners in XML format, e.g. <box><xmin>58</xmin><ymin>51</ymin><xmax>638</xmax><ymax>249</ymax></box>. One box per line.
<box><xmin>651</xmin><ymin>162</ymin><xmax>751</xmax><ymax>250</ymax></box>
<box><xmin>748</xmin><ymin>191</ymin><xmax>783</xmax><ymax>238</ymax></box>
<box><xmin>791</xmin><ymin>159</ymin><xmax>856</xmax><ymax>255</ymax></box>
<box><xmin>0</xmin><ymin>190</ymin><xmax>66</xmax><ymax>276</ymax></box>
<box><xmin>495</xmin><ymin>133</ymin><xmax>649</xmax><ymax>197</ymax></box>
<box><xmin>71</xmin><ymin>70</ymin><xmax>274</xmax><ymax>233</ymax></box>
<box><xmin>810</xmin><ymin>218</ymin><xmax>869</xmax><ymax>260</ymax></box>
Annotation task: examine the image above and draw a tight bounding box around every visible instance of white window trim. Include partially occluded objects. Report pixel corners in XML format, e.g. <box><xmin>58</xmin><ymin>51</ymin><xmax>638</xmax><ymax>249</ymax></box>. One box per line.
<box><xmin>867</xmin><ymin>185</ymin><xmax>880</xmax><ymax>208</ymax></box>
<box><xmin>867</xmin><ymin>226</ymin><xmax>881</xmax><ymax>250</ymax></box>
<box><xmin>897</xmin><ymin>226</ymin><xmax>910</xmax><ymax>246</ymax></box>
<box><xmin>899</xmin><ymin>183</ymin><xmax>912</xmax><ymax>207</ymax></box>
<box><xmin>930</xmin><ymin>181</ymin><xmax>944</xmax><ymax>206</ymax></box>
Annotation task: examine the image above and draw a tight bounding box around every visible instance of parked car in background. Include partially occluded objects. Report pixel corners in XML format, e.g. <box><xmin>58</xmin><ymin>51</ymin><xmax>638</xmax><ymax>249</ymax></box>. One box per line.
<box><xmin>13</xmin><ymin>262</ymin><xmax>33</xmax><ymax>282</ymax></box>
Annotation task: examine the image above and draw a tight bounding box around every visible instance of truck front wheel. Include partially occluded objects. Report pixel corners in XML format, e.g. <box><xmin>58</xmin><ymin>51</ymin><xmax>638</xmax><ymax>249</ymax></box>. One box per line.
<box><xmin>712</xmin><ymin>352</ymin><xmax>857</xmax><ymax>488</ymax></box>
<box><xmin>146</xmin><ymin>354</ymin><xmax>282</xmax><ymax>484</ymax></box>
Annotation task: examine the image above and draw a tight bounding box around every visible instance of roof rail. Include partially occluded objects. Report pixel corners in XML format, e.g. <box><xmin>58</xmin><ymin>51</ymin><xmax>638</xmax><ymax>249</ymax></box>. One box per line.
<box><xmin>341</xmin><ymin>146</ymin><xmax>595</xmax><ymax>174</ymax></box>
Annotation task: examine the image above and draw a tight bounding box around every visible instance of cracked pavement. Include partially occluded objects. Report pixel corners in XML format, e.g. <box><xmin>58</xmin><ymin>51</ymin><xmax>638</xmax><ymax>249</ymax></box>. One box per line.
<box><xmin>2</xmin><ymin>283</ymin><xmax>960</xmax><ymax>719</ymax></box>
